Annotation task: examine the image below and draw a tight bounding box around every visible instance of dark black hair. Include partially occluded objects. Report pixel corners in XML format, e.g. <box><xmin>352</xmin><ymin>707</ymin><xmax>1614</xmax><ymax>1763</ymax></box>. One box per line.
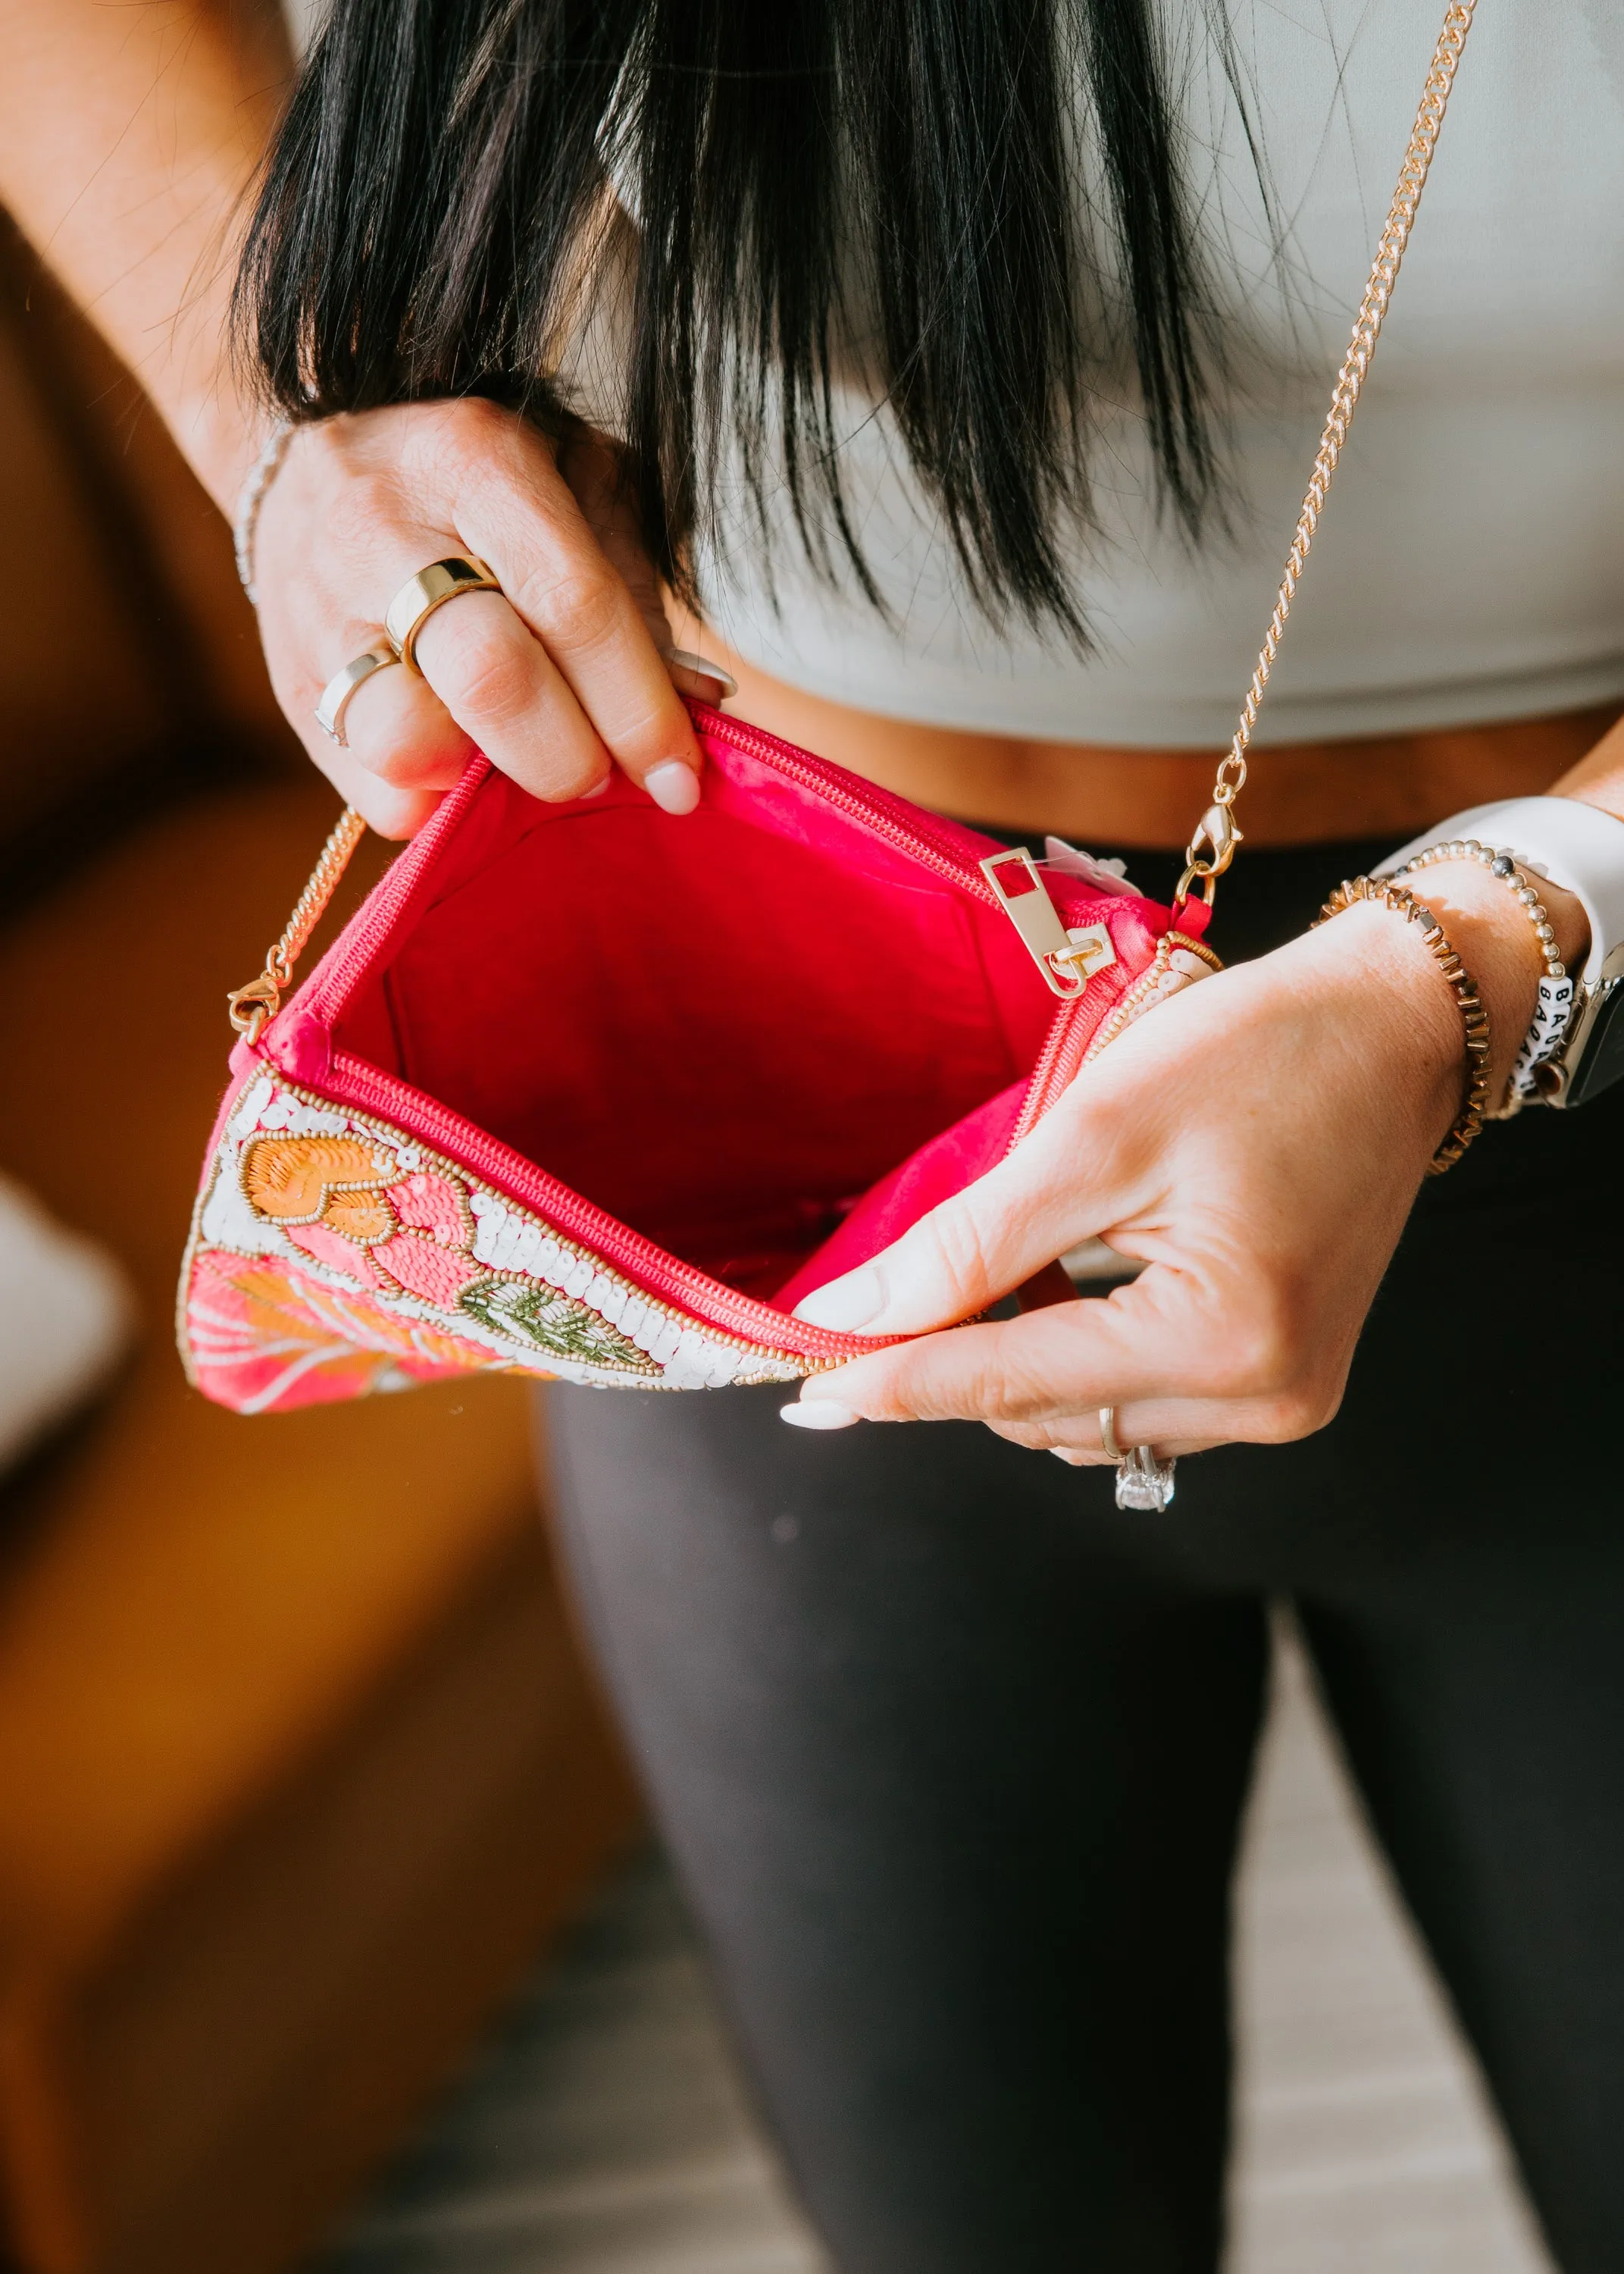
<box><xmin>237</xmin><ymin>0</ymin><xmax>1235</xmax><ymax>634</ymax></box>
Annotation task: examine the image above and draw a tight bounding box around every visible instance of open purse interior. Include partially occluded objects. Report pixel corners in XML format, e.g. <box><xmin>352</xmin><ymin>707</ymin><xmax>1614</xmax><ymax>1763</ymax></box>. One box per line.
<box><xmin>322</xmin><ymin>727</ymin><xmax>1153</xmax><ymax>1310</ymax></box>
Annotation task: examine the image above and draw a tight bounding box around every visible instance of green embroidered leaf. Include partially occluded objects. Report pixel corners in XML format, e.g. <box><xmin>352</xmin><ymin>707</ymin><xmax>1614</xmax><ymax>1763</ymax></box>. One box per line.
<box><xmin>458</xmin><ymin>1275</ymin><xmax>659</xmax><ymax>1374</ymax></box>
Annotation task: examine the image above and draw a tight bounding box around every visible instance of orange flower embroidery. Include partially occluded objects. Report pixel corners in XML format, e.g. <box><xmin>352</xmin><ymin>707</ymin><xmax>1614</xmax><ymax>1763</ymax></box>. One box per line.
<box><xmin>243</xmin><ymin>1134</ymin><xmax>393</xmax><ymax>1222</ymax></box>
<box><xmin>242</xmin><ymin>1135</ymin><xmax>483</xmax><ymax>1301</ymax></box>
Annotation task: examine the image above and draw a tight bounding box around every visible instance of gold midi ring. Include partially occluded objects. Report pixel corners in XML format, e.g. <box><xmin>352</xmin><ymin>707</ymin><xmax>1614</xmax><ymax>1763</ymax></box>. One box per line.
<box><xmin>314</xmin><ymin>644</ymin><xmax>400</xmax><ymax>747</ymax></box>
<box><xmin>385</xmin><ymin>555</ymin><xmax>502</xmax><ymax>672</ymax></box>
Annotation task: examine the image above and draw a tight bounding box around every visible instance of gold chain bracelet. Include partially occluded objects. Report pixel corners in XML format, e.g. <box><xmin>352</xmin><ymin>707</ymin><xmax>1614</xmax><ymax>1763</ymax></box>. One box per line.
<box><xmin>1316</xmin><ymin>875</ymin><xmax>1492</xmax><ymax>1177</ymax></box>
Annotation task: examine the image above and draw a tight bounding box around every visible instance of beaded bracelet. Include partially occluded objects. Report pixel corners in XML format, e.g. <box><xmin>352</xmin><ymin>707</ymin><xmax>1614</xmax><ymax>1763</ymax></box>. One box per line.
<box><xmin>1383</xmin><ymin>838</ymin><xmax>1575</xmax><ymax>1112</ymax></box>
<box><xmin>233</xmin><ymin>419</ymin><xmax>296</xmax><ymax>606</ymax></box>
<box><xmin>1316</xmin><ymin>875</ymin><xmax>1492</xmax><ymax>1176</ymax></box>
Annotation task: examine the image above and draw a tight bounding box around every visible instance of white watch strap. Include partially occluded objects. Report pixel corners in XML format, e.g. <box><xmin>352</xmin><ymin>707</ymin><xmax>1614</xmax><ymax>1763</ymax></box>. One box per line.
<box><xmin>1380</xmin><ymin>797</ymin><xmax>1624</xmax><ymax>990</ymax></box>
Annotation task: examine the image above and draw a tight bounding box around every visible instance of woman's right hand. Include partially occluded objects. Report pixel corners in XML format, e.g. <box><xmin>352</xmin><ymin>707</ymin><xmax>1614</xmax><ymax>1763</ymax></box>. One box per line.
<box><xmin>249</xmin><ymin>398</ymin><xmax>709</xmax><ymax>837</ymax></box>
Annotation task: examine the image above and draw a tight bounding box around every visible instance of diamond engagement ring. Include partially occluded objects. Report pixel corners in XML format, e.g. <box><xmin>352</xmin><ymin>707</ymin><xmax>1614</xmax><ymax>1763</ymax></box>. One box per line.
<box><xmin>1099</xmin><ymin>1407</ymin><xmax>1177</xmax><ymax>1513</ymax></box>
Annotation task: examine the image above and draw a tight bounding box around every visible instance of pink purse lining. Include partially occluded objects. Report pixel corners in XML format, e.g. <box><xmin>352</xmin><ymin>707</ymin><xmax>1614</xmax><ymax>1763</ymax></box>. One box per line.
<box><xmin>248</xmin><ymin>710</ymin><xmax>1185</xmax><ymax>1345</ymax></box>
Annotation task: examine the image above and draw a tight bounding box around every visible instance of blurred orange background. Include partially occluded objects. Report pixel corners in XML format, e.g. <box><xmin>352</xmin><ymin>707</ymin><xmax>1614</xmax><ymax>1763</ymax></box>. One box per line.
<box><xmin>0</xmin><ymin>212</ymin><xmax>639</xmax><ymax>2274</ymax></box>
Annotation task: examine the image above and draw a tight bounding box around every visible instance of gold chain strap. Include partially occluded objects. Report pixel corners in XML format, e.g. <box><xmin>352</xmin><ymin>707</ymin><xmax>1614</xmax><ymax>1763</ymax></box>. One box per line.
<box><xmin>1176</xmin><ymin>0</ymin><xmax>1479</xmax><ymax>911</ymax></box>
<box><xmin>227</xmin><ymin>803</ymin><xmax>367</xmax><ymax>1043</ymax></box>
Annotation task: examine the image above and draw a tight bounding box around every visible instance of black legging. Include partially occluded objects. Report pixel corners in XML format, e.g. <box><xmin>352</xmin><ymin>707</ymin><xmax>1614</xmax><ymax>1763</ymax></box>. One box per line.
<box><xmin>541</xmin><ymin>840</ymin><xmax>1624</xmax><ymax>2274</ymax></box>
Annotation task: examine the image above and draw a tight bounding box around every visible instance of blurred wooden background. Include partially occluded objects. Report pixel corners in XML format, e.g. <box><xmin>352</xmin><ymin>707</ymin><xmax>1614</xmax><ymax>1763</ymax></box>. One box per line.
<box><xmin>0</xmin><ymin>213</ymin><xmax>640</xmax><ymax>2274</ymax></box>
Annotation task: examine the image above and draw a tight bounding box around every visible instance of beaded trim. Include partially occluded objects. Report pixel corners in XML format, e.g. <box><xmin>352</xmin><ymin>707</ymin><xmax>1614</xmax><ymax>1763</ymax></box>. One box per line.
<box><xmin>1316</xmin><ymin>875</ymin><xmax>1491</xmax><ymax>1177</ymax></box>
<box><xmin>1081</xmin><ymin>932</ymin><xmax>1224</xmax><ymax>1062</ymax></box>
<box><xmin>1383</xmin><ymin>838</ymin><xmax>1575</xmax><ymax>1114</ymax></box>
<box><xmin>178</xmin><ymin>1067</ymin><xmax>816</xmax><ymax>1414</ymax></box>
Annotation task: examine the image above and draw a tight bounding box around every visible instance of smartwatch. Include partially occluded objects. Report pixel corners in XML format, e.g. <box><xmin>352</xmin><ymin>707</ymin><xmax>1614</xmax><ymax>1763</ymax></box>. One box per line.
<box><xmin>1381</xmin><ymin>796</ymin><xmax>1624</xmax><ymax>1109</ymax></box>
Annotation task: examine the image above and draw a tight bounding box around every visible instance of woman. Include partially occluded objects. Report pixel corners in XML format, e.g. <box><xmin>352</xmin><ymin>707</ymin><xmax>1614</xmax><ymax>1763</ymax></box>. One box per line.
<box><xmin>5</xmin><ymin>2</ymin><xmax>1622</xmax><ymax>2265</ymax></box>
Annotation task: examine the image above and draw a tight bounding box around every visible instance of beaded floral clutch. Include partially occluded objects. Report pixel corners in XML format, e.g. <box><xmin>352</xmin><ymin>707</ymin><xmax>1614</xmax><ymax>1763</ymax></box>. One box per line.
<box><xmin>180</xmin><ymin>712</ymin><xmax>1214</xmax><ymax>1412</ymax></box>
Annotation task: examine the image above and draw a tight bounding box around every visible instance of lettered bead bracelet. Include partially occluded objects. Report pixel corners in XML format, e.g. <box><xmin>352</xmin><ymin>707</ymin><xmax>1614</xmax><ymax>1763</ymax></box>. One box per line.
<box><xmin>1385</xmin><ymin>839</ymin><xmax>1574</xmax><ymax>1111</ymax></box>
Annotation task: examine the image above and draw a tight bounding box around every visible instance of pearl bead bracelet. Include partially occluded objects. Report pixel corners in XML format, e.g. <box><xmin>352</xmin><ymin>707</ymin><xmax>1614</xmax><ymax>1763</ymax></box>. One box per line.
<box><xmin>233</xmin><ymin>418</ymin><xmax>296</xmax><ymax>605</ymax></box>
<box><xmin>1388</xmin><ymin>838</ymin><xmax>1564</xmax><ymax>975</ymax></box>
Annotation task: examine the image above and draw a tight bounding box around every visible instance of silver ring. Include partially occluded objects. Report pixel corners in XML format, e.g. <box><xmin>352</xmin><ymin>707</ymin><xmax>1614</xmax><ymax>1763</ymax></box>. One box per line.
<box><xmin>1100</xmin><ymin>1405</ymin><xmax>1176</xmax><ymax>1512</ymax></box>
<box><xmin>315</xmin><ymin>644</ymin><xmax>399</xmax><ymax>747</ymax></box>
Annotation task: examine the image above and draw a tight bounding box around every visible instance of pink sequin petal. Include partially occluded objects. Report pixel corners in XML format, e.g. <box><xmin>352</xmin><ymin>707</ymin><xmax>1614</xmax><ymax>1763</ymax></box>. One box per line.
<box><xmin>369</xmin><ymin>1233</ymin><xmax>485</xmax><ymax>1307</ymax></box>
<box><xmin>385</xmin><ymin>1169</ymin><xmax>471</xmax><ymax>1247</ymax></box>
<box><xmin>286</xmin><ymin>1222</ymin><xmax>383</xmax><ymax>1285</ymax></box>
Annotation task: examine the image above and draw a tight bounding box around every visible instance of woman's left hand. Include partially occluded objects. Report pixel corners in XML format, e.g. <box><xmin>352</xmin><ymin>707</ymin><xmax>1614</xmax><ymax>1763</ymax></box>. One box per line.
<box><xmin>784</xmin><ymin>879</ymin><xmax>1560</xmax><ymax>1460</ymax></box>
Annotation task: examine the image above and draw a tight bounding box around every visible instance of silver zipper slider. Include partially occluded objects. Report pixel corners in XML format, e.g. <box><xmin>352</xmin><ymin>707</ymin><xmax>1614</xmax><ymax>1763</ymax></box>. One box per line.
<box><xmin>981</xmin><ymin>849</ymin><xmax>1118</xmax><ymax>998</ymax></box>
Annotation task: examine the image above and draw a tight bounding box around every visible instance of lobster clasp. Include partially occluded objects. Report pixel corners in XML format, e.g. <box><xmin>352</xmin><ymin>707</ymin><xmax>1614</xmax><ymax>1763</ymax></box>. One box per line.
<box><xmin>227</xmin><ymin>971</ymin><xmax>280</xmax><ymax>1045</ymax></box>
<box><xmin>1175</xmin><ymin>802</ymin><xmax>1244</xmax><ymax>911</ymax></box>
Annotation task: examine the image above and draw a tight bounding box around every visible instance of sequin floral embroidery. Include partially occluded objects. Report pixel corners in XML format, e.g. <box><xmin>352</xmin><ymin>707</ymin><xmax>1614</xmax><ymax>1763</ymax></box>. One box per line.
<box><xmin>180</xmin><ymin>1070</ymin><xmax>802</xmax><ymax>1414</ymax></box>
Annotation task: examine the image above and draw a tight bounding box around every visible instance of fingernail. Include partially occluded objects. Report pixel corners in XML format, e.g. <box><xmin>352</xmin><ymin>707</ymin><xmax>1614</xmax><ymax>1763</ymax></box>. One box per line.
<box><xmin>662</xmin><ymin>647</ymin><xmax>739</xmax><ymax>699</ymax></box>
<box><xmin>793</xmin><ymin>1267</ymin><xmax>884</xmax><ymax>1332</ymax></box>
<box><xmin>779</xmin><ymin>1400</ymin><xmax>859</xmax><ymax>1430</ymax></box>
<box><xmin>643</xmin><ymin>760</ymin><xmax>702</xmax><ymax>816</ymax></box>
<box><xmin>580</xmin><ymin>774</ymin><xmax>612</xmax><ymax>798</ymax></box>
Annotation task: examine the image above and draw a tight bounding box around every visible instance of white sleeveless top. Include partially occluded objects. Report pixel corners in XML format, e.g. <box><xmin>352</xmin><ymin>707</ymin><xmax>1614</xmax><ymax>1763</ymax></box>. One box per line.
<box><xmin>688</xmin><ymin>0</ymin><xmax>1624</xmax><ymax>748</ymax></box>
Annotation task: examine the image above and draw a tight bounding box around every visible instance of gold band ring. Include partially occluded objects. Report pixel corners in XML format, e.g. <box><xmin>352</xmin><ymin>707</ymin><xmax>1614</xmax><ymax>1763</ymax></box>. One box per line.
<box><xmin>314</xmin><ymin>644</ymin><xmax>399</xmax><ymax>747</ymax></box>
<box><xmin>385</xmin><ymin>555</ymin><xmax>502</xmax><ymax>672</ymax></box>
<box><xmin>1098</xmin><ymin>1407</ymin><xmax>1122</xmax><ymax>1462</ymax></box>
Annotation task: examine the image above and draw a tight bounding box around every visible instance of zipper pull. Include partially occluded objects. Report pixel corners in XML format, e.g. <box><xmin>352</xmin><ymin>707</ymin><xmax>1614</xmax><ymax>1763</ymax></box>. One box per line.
<box><xmin>981</xmin><ymin>849</ymin><xmax>1118</xmax><ymax>998</ymax></box>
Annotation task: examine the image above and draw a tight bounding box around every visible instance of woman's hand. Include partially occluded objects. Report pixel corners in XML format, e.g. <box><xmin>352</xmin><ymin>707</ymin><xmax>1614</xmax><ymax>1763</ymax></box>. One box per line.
<box><xmin>784</xmin><ymin>870</ymin><xmax>1578</xmax><ymax>1459</ymax></box>
<box><xmin>251</xmin><ymin>400</ymin><xmax>708</xmax><ymax>837</ymax></box>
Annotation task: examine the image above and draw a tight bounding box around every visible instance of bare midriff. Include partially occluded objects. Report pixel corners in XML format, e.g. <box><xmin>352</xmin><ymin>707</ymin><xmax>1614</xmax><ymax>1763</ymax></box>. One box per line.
<box><xmin>701</xmin><ymin>632</ymin><xmax>1622</xmax><ymax>853</ymax></box>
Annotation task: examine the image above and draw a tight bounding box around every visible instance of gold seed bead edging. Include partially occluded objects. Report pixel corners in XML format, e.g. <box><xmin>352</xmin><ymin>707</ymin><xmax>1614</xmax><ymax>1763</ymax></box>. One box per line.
<box><xmin>1316</xmin><ymin>875</ymin><xmax>1492</xmax><ymax>1178</ymax></box>
<box><xmin>181</xmin><ymin>1068</ymin><xmax>827</xmax><ymax>1397</ymax></box>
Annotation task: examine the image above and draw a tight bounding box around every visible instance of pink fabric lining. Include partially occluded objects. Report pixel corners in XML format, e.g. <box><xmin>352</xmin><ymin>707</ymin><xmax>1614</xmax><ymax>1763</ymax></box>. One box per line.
<box><xmin>771</xmin><ymin>1080</ymin><xmax>1027</xmax><ymax>1312</ymax></box>
<box><xmin>255</xmin><ymin>708</ymin><xmax>1194</xmax><ymax>1322</ymax></box>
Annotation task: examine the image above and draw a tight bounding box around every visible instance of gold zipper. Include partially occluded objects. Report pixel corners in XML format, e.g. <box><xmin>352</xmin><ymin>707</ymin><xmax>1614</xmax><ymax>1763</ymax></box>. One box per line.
<box><xmin>979</xmin><ymin>849</ymin><xmax>1118</xmax><ymax>997</ymax></box>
